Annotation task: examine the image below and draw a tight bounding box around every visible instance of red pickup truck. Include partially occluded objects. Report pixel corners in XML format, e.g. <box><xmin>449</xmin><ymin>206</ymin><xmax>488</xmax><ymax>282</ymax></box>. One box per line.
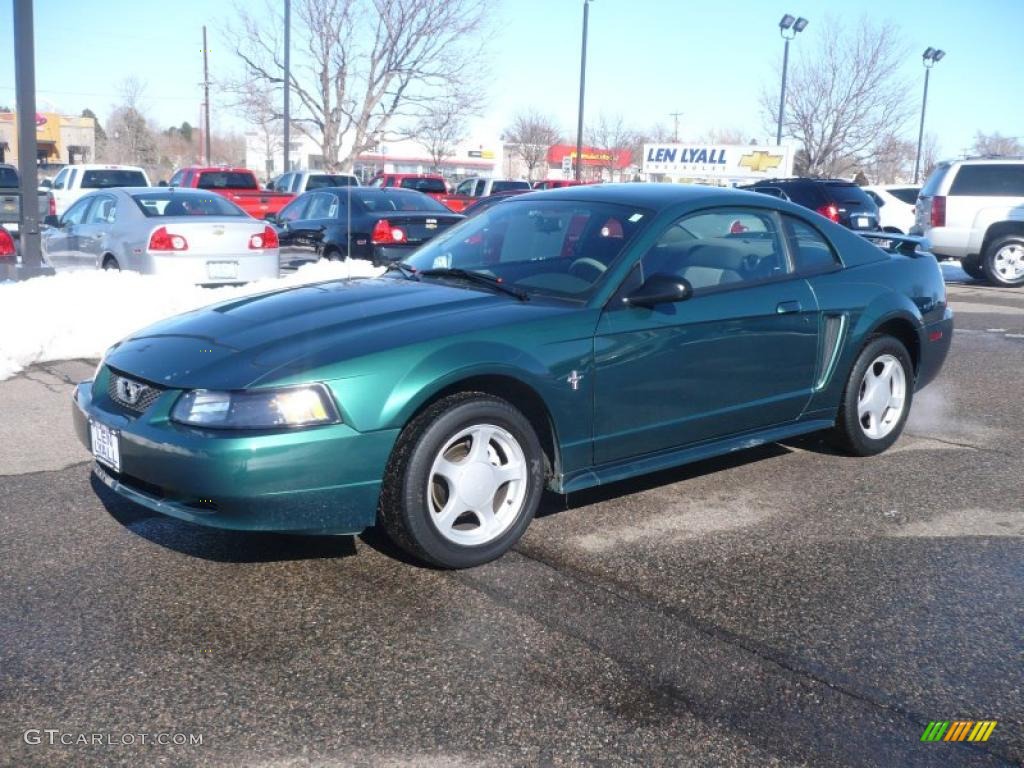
<box><xmin>168</xmin><ymin>167</ymin><xmax>293</xmax><ymax>218</ymax></box>
<box><xmin>368</xmin><ymin>173</ymin><xmax>473</xmax><ymax>213</ymax></box>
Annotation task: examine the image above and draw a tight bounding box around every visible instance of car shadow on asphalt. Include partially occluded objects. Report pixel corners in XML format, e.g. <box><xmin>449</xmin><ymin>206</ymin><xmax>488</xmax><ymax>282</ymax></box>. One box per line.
<box><xmin>92</xmin><ymin>475</ymin><xmax>358</xmax><ymax>563</ymax></box>
<box><xmin>534</xmin><ymin>442</ymin><xmax>794</xmax><ymax>519</ymax></box>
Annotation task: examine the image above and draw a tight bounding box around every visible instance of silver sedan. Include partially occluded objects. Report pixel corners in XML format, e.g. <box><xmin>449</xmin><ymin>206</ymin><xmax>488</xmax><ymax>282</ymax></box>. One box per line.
<box><xmin>42</xmin><ymin>187</ymin><xmax>280</xmax><ymax>284</ymax></box>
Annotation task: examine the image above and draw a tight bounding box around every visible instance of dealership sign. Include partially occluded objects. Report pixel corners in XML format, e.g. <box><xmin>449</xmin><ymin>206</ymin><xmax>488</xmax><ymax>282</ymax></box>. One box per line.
<box><xmin>641</xmin><ymin>143</ymin><xmax>793</xmax><ymax>180</ymax></box>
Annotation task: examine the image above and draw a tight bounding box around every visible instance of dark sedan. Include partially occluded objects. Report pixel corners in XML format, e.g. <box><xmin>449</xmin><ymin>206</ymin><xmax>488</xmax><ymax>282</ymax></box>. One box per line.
<box><xmin>270</xmin><ymin>187</ymin><xmax>463</xmax><ymax>267</ymax></box>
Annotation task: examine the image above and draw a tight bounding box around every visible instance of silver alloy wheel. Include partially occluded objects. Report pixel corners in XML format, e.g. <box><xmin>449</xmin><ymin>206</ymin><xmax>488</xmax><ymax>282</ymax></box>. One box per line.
<box><xmin>857</xmin><ymin>353</ymin><xmax>907</xmax><ymax>440</ymax></box>
<box><xmin>427</xmin><ymin>423</ymin><xmax>528</xmax><ymax>546</ymax></box>
<box><xmin>992</xmin><ymin>243</ymin><xmax>1024</xmax><ymax>282</ymax></box>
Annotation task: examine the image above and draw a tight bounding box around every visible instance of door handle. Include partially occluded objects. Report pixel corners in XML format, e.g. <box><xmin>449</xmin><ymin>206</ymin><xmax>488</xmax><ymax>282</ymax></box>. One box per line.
<box><xmin>776</xmin><ymin>300</ymin><xmax>802</xmax><ymax>314</ymax></box>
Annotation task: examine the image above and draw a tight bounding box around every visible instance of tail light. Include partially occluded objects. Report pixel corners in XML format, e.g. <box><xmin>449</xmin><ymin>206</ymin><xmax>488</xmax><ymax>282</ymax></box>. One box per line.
<box><xmin>148</xmin><ymin>226</ymin><xmax>189</xmax><ymax>251</ymax></box>
<box><xmin>0</xmin><ymin>227</ymin><xmax>14</xmax><ymax>260</ymax></box>
<box><xmin>371</xmin><ymin>219</ymin><xmax>406</xmax><ymax>245</ymax></box>
<box><xmin>930</xmin><ymin>195</ymin><xmax>946</xmax><ymax>228</ymax></box>
<box><xmin>248</xmin><ymin>225</ymin><xmax>279</xmax><ymax>249</ymax></box>
<box><xmin>48</xmin><ymin>195</ymin><xmax>56</xmax><ymax>216</ymax></box>
<box><xmin>816</xmin><ymin>204</ymin><xmax>840</xmax><ymax>223</ymax></box>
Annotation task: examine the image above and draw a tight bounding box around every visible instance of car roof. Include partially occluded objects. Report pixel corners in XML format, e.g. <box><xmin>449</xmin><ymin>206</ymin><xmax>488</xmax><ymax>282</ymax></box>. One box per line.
<box><xmin>952</xmin><ymin>157</ymin><xmax>1024</xmax><ymax>165</ymax></box>
<box><xmin>514</xmin><ymin>182</ymin><xmax>773</xmax><ymax>212</ymax></box>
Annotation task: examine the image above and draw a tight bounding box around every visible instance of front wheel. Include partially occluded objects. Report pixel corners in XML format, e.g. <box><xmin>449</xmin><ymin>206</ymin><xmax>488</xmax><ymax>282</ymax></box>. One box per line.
<box><xmin>102</xmin><ymin>256</ymin><xmax>120</xmax><ymax>271</ymax></box>
<box><xmin>378</xmin><ymin>393</ymin><xmax>545</xmax><ymax>568</ymax></box>
<box><xmin>982</xmin><ymin>236</ymin><xmax>1024</xmax><ymax>287</ymax></box>
<box><xmin>829</xmin><ymin>336</ymin><xmax>914</xmax><ymax>456</ymax></box>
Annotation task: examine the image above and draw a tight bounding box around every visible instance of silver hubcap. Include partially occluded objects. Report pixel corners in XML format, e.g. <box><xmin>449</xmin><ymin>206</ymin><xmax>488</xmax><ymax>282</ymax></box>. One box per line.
<box><xmin>857</xmin><ymin>354</ymin><xmax>907</xmax><ymax>440</ymax></box>
<box><xmin>993</xmin><ymin>244</ymin><xmax>1024</xmax><ymax>281</ymax></box>
<box><xmin>428</xmin><ymin>424</ymin><xmax>527</xmax><ymax>546</ymax></box>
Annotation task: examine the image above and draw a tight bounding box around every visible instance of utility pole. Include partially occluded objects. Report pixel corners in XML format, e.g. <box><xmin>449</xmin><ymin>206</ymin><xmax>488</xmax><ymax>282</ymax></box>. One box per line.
<box><xmin>668</xmin><ymin>112</ymin><xmax>683</xmax><ymax>142</ymax></box>
<box><xmin>12</xmin><ymin>0</ymin><xmax>51</xmax><ymax>277</ymax></box>
<box><xmin>283</xmin><ymin>0</ymin><xmax>291</xmax><ymax>174</ymax></box>
<box><xmin>574</xmin><ymin>0</ymin><xmax>592</xmax><ymax>182</ymax></box>
<box><xmin>202</xmin><ymin>26</ymin><xmax>211</xmax><ymax>164</ymax></box>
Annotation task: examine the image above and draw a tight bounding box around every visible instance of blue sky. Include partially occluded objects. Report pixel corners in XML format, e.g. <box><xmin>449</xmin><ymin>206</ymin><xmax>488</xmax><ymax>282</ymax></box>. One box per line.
<box><xmin>1</xmin><ymin>0</ymin><xmax>1021</xmax><ymax>159</ymax></box>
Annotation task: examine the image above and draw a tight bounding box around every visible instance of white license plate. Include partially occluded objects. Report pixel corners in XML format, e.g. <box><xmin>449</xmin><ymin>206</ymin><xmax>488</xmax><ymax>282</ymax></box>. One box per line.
<box><xmin>90</xmin><ymin>420</ymin><xmax>121</xmax><ymax>473</ymax></box>
<box><xmin>856</xmin><ymin>216</ymin><xmax>869</xmax><ymax>228</ymax></box>
<box><xmin>207</xmin><ymin>261</ymin><xmax>239</xmax><ymax>280</ymax></box>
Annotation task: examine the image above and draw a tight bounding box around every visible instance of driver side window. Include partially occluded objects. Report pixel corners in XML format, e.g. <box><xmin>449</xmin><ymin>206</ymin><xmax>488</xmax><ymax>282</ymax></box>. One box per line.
<box><xmin>279</xmin><ymin>195</ymin><xmax>310</xmax><ymax>223</ymax></box>
<box><xmin>640</xmin><ymin>208</ymin><xmax>790</xmax><ymax>294</ymax></box>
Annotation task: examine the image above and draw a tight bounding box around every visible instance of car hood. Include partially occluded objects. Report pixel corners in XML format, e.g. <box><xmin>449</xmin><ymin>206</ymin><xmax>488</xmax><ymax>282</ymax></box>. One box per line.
<box><xmin>104</xmin><ymin>277</ymin><xmax>574</xmax><ymax>389</ymax></box>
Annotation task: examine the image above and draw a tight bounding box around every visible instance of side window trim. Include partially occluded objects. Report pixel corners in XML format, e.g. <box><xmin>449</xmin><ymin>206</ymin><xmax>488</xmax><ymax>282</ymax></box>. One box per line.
<box><xmin>781</xmin><ymin>214</ymin><xmax>843</xmax><ymax>275</ymax></box>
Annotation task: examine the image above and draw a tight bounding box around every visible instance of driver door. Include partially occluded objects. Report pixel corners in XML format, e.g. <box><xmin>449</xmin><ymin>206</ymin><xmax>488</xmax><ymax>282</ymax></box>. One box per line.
<box><xmin>592</xmin><ymin>207</ymin><xmax>820</xmax><ymax>464</ymax></box>
<box><xmin>42</xmin><ymin>195</ymin><xmax>93</xmax><ymax>268</ymax></box>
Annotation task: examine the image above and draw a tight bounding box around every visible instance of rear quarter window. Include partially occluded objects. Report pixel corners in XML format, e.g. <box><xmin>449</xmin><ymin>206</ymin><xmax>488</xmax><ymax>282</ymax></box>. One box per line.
<box><xmin>919</xmin><ymin>163</ymin><xmax>951</xmax><ymax>197</ymax></box>
<box><xmin>948</xmin><ymin>164</ymin><xmax>1024</xmax><ymax>196</ymax></box>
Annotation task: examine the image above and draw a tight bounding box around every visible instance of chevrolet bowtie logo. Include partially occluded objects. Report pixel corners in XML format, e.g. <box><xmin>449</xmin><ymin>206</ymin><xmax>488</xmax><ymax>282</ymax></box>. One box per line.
<box><xmin>739</xmin><ymin>151</ymin><xmax>783</xmax><ymax>173</ymax></box>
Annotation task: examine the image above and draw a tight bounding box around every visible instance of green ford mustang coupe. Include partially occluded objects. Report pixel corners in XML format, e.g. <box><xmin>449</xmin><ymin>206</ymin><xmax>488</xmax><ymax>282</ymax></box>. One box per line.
<box><xmin>72</xmin><ymin>184</ymin><xmax>953</xmax><ymax>568</ymax></box>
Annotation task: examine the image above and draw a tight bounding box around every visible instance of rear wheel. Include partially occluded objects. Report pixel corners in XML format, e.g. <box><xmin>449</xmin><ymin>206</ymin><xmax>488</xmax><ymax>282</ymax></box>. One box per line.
<box><xmin>830</xmin><ymin>336</ymin><xmax>913</xmax><ymax>456</ymax></box>
<box><xmin>102</xmin><ymin>256</ymin><xmax>120</xmax><ymax>271</ymax></box>
<box><xmin>322</xmin><ymin>246</ymin><xmax>345</xmax><ymax>261</ymax></box>
<box><xmin>982</xmin><ymin>236</ymin><xmax>1024</xmax><ymax>287</ymax></box>
<box><xmin>378</xmin><ymin>392</ymin><xmax>544</xmax><ymax>568</ymax></box>
<box><xmin>960</xmin><ymin>255</ymin><xmax>985</xmax><ymax>280</ymax></box>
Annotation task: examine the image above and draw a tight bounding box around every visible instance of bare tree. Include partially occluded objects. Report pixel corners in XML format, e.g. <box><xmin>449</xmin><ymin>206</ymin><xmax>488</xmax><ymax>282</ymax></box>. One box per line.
<box><xmin>415</xmin><ymin>91</ymin><xmax>480</xmax><ymax>172</ymax></box>
<box><xmin>971</xmin><ymin>131</ymin><xmax>1023</xmax><ymax>157</ymax></box>
<box><xmin>102</xmin><ymin>79</ymin><xmax>157</xmax><ymax>168</ymax></box>
<box><xmin>586</xmin><ymin>113</ymin><xmax>635</xmax><ymax>181</ymax></box>
<box><xmin>503</xmin><ymin>111</ymin><xmax>561</xmax><ymax>181</ymax></box>
<box><xmin>762</xmin><ymin>17</ymin><xmax>913</xmax><ymax>177</ymax></box>
<box><xmin>699</xmin><ymin>127</ymin><xmax>748</xmax><ymax>145</ymax></box>
<box><xmin>229</xmin><ymin>81</ymin><xmax>284</xmax><ymax>180</ymax></box>
<box><xmin>226</xmin><ymin>0</ymin><xmax>488</xmax><ymax>172</ymax></box>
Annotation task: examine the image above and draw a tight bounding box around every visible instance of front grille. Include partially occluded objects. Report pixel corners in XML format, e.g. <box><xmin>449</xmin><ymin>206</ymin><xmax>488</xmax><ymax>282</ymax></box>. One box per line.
<box><xmin>106</xmin><ymin>371</ymin><xmax>165</xmax><ymax>414</ymax></box>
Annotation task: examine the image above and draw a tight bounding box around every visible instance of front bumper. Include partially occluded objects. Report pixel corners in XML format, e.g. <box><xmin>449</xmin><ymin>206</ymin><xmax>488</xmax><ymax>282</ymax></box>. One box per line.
<box><xmin>72</xmin><ymin>373</ymin><xmax>398</xmax><ymax>534</ymax></box>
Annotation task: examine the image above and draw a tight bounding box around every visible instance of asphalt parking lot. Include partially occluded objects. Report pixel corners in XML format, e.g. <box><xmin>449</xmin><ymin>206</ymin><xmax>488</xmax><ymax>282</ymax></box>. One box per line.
<box><xmin>1</xmin><ymin>271</ymin><xmax>1021</xmax><ymax>767</ymax></box>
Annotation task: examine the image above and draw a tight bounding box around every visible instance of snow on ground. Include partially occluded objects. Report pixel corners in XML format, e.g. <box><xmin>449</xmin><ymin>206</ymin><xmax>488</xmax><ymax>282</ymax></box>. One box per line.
<box><xmin>0</xmin><ymin>259</ymin><xmax>384</xmax><ymax>381</ymax></box>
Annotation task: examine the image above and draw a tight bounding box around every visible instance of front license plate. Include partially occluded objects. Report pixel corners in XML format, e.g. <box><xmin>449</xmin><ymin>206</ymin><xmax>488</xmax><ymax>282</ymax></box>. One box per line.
<box><xmin>207</xmin><ymin>261</ymin><xmax>239</xmax><ymax>280</ymax></box>
<box><xmin>90</xmin><ymin>420</ymin><xmax>121</xmax><ymax>473</ymax></box>
<box><xmin>856</xmin><ymin>216</ymin><xmax>869</xmax><ymax>228</ymax></box>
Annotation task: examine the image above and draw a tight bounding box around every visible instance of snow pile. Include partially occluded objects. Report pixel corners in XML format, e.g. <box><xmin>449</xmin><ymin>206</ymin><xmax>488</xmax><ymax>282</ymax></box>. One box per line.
<box><xmin>0</xmin><ymin>259</ymin><xmax>384</xmax><ymax>380</ymax></box>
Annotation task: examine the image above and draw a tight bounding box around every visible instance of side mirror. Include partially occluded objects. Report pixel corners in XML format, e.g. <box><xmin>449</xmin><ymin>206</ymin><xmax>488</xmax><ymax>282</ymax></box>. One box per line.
<box><xmin>625</xmin><ymin>273</ymin><xmax>692</xmax><ymax>308</ymax></box>
<box><xmin>158</xmin><ymin>180</ymin><xmax>168</xmax><ymax>187</ymax></box>
<box><xmin>43</xmin><ymin>214</ymin><xmax>61</xmax><ymax>228</ymax></box>
<box><xmin>39</xmin><ymin>179</ymin><xmax>53</xmax><ymax>189</ymax></box>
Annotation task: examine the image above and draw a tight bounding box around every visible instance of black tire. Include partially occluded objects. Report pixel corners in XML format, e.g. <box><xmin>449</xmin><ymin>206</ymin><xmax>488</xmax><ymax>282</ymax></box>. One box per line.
<box><xmin>960</xmin><ymin>255</ymin><xmax>985</xmax><ymax>280</ymax></box>
<box><xmin>981</xmin><ymin>235</ymin><xmax>1024</xmax><ymax>287</ymax></box>
<box><xmin>829</xmin><ymin>336</ymin><xmax>914</xmax><ymax>456</ymax></box>
<box><xmin>322</xmin><ymin>246</ymin><xmax>345</xmax><ymax>261</ymax></box>
<box><xmin>102</xmin><ymin>256</ymin><xmax>120</xmax><ymax>271</ymax></box>
<box><xmin>378</xmin><ymin>392</ymin><xmax>545</xmax><ymax>568</ymax></box>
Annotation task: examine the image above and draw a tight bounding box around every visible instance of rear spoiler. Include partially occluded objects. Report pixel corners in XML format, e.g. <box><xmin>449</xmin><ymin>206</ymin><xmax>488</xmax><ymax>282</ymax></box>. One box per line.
<box><xmin>858</xmin><ymin>231</ymin><xmax>931</xmax><ymax>257</ymax></box>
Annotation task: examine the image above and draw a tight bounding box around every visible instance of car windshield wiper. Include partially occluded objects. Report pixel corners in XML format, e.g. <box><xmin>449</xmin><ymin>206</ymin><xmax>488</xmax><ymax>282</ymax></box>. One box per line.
<box><xmin>384</xmin><ymin>261</ymin><xmax>420</xmax><ymax>280</ymax></box>
<box><xmin>419</xmin><ymin>267</ymin><xmax>529</xmax><ymax>301</ymax></box>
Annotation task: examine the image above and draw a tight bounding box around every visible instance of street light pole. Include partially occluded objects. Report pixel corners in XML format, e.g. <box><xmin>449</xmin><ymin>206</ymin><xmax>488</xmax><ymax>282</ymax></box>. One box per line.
<box><xmin>914</xmin><ymin>47</ymin><xmax>945</xmax><ymax>184</ymax></box>
<box><xmin>574</xmin><ymin>0</ymin><xmax>592</xmax><ymax>182</ymax></box>
<box><xmin>775</xmin><ymin>14</ymin><xmax>808</xmax><ymax>147</ymax></box>
<box><xmin>12</xmin><ymin>0</ymin><xmax>51</xmax><ymax>276</ymax></box>
<box><xmin>283</xmin><ymin>0</ymin><xmax>291</xmax><ymax>174</ymax></box>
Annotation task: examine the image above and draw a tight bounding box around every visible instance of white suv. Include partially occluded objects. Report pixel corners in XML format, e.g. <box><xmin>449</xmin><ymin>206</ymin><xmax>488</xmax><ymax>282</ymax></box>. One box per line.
<box><xmin>49</xmin><ymin>164</ymin><xmax>150</xmax><ymax>217</ymax></box>
<box><xmin>912</xmin><ymin>158</ymin><xmax>1024</xmax><ymax>286</ymax></box>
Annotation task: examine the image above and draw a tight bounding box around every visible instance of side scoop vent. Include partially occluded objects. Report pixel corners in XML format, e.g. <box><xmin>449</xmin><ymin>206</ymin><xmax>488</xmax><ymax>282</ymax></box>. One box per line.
<box><xmin>815</xmin><ymin>314</ymin><xmax>847</xmax><ymax>390</ymax></box>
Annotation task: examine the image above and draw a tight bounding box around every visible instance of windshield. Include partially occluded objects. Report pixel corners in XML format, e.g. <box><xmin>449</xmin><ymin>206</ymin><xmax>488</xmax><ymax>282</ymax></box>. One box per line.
<box><xmin>132</xmin><ymin>192</ymin><xmax>245</xmax><ymax>217</ymax></box>
<box><xmin>402</xmin><ymin>200</ymin><xmax>650</xmax><ymax>300</ymax></box>
<box><xmin>197</xmin><ymin>171</ymin><xmax>257</xmax><ymax>190</ymax></box>
<box><xmin>491</xmin><ymin>180</ymin><xmax>531</xmax><ymax>193</ymax></box>
<box><xmin>81</xmin><ymin>169</ymin><xmax>148</xmax><ymax>188</ymax></box>
<box><xmin>351</xmin><ymin>189</ymin><xmax>450</xmax><ymax>213</ymax></box>
<box><xmin>307</xmin><ymin>174</ymin><xmax>357</xmax><ymax>189</ymax></box>
<box><xmin>399</xmin><ymin>177</ymin><xmax>447</xmax><ymax>193</ymax></box>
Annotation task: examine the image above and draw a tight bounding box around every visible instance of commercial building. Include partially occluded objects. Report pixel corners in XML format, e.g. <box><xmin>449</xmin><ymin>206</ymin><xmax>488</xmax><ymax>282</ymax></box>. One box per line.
<box><xmin>0</xmin><ymin>111</ymin><xmax>96</xmax><ymax>167</ymax></box>
<box><xmin>244</xmin><ymin>129</ymin><xmax>504</xmax><ymax>184</ymax></box>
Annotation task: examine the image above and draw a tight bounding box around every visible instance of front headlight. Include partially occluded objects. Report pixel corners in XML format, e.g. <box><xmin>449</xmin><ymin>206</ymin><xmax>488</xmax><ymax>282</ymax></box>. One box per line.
<box><xmin>170</xmin><ymin>384</ymin><xmax>341</xmax><ymax>429</ymax></box>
